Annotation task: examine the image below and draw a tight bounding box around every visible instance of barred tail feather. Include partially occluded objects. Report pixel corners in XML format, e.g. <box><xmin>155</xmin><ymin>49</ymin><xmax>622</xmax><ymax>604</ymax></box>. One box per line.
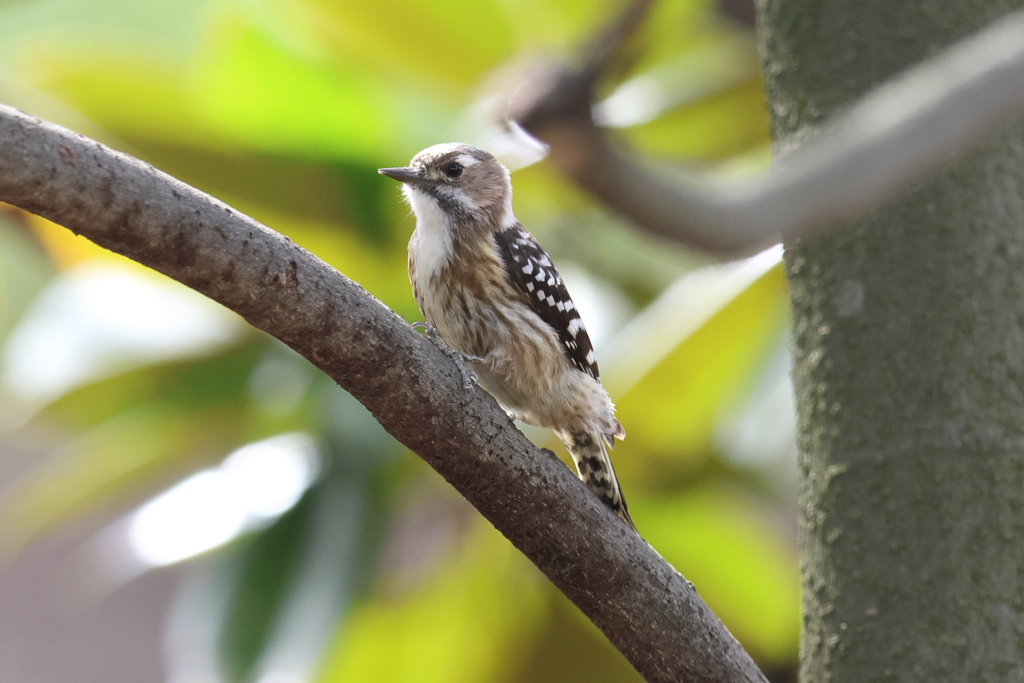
<box><xmin>566</xmin><ymin>431</ymin><xmax>634</xmax><ymax>530</ymax></box>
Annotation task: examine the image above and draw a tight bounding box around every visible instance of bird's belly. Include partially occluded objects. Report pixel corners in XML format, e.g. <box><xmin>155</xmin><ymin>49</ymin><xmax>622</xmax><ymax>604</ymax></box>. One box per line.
<box><xmin>414</xmin><ymin>278</ymin><xmax>592</xmax><ymax>428</ymax></box>
<box><xmin>415</xmin><ymin>278</ymin><xmax>499</xmax><ymax>355</ymax></box>
<box><xmin>474</xmin><ymin>359</ymin><xmax>613</xmax><ymax>438</ymax></box>
<box><xmin>417</xmin><ymin>290</ymin><xmax>490</xmax><ymax>358</ymax></box>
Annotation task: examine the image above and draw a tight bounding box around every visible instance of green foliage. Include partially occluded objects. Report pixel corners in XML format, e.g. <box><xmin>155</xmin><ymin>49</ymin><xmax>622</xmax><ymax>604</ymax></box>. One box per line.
<box><xmin>637</xmin><ymin>486</ymin><xmax>798</xmax><ymax>663</ymax></box>
<box><xmin>0</xmin><ymin>0</ymin><xmax>795</xmax><ymax>680</ymax></box>
<box><xmin>606</xmin><ymin>253</ymin><xmax>788</xmax><ymax>473</ymax></box>
<box><xmin>321</xmin><ymin>520</ymin><xmax>548</xmax><ymax>683</ymax></box>
<box><xmin>221</xmin><ymin>489</ymin><xmax>313</xmax><ymax>683</ymax></box>
<box><xmin>0</xmin><ymin>210</ymin><xmax>53</xmax><ymax>339</ymax></box>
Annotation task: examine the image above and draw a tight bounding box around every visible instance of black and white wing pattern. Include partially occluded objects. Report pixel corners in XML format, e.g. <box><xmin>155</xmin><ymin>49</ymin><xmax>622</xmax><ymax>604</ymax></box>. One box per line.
<box><xmin>494</xmin><ymin>224</ymin><xmax>599</xmax><ymax>379</ymax></box>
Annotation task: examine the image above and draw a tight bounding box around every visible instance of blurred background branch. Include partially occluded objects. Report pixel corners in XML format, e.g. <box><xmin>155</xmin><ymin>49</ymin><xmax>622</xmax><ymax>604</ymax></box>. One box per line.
<box><xmin>511</xmin><ymin>0</ymin><xmax>1024</xmax><ymax>256</ymax></box>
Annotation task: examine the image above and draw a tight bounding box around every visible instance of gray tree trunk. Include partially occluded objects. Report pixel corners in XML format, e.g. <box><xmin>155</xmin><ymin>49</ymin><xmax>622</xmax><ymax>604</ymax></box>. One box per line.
<box><xmin>758</xmin><ymin>1</ymin><xmax>1024</xmax><ymax>680</ymax></box>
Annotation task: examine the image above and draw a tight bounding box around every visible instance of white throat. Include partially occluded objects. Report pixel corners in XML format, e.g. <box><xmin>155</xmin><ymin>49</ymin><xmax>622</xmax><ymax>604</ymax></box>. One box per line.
<box><xmin>500</xmin><ymin>192</ymin><xmax>516</xmax><ymax>228</ymax></box>
<box><xmin>405</xmin><ymin>186</ymin><xmax>453</xmax><ymax>279</ymax></box>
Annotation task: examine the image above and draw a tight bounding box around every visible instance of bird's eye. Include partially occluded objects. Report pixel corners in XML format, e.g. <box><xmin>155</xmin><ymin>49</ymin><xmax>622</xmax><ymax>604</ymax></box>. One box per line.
<box><xmin>442</xmin><ymin>162</ymin><xmax>464</xmax><ymax>179</ymax></box>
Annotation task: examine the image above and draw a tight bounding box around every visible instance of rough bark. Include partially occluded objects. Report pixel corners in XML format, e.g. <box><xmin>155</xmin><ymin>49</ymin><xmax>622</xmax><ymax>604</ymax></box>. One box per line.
<box><xmin>759</xmin><ymin>1</ymin><xmax>1024</xmax><ymax>680</ymax></box>
<box><xmin>0</xmin><ymin>104</ymin><xmax>768</xmax><ymax>683</ymax></box>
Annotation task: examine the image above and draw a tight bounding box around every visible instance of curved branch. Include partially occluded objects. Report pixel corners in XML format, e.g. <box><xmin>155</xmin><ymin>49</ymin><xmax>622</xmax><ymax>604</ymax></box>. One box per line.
<box><xmin>0</xmin><ymin>104</ymin><xmax>768</xmax><ymax>683</ymax></box>
<box><xmin>513</xmin><ymin>4</ymin><xmax>1024</xmax><ymax>256</ymax></box>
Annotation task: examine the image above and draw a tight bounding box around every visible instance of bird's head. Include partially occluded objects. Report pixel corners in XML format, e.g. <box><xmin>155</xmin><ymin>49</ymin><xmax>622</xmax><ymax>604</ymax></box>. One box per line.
<box><xmin>379</xmin><ymin>143</ymin><xmax>514</xmax><ymax>230</ymax></box>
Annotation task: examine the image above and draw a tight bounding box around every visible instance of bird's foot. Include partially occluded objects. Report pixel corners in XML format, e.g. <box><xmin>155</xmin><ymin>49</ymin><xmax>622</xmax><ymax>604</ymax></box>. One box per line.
<box><xmin>413</xmin><ymin>322</ymin><xmax>480</xmax><ymax>405</ymax></box>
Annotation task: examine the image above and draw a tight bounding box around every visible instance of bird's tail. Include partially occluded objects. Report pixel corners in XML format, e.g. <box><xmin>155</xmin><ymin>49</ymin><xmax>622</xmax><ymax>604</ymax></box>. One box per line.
<box><xmin>564</xmin><ymin>426</ymin><xmax>634</xmax><ymax>530</ymax></box>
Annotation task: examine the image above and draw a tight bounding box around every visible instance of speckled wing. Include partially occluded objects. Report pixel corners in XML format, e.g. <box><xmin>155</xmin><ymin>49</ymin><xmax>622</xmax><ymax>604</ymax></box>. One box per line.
<box><xmin>494</xmin><ymin>224</ymin><xmax>600</xmax><ymax>379</ymax></box>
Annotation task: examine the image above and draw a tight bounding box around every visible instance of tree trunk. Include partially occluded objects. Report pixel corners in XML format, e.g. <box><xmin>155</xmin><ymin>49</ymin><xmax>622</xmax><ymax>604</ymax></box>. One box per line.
<box><xmin>759</xmin><ymin>1</ymin><xmax>1024</xmax><ymax>680</ymax></box>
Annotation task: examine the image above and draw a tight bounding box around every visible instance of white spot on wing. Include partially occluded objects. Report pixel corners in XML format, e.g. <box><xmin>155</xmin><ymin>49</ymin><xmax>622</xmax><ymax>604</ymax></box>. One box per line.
<box><xmin>567</xmin><ymin>317</ymin><xmax>585</xmax><ymax>337</ymax></box>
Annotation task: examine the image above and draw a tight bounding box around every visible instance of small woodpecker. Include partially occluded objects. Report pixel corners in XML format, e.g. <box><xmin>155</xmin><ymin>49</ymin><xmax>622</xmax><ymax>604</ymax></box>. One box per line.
<box><xmin>379</xmin><ymin>143</ymin><xmax>633</xmax><ymax>529</ymax></box>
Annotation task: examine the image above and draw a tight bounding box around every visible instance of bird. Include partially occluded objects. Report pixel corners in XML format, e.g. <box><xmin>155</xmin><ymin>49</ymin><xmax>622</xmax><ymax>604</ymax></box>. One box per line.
<box><xmin>379</xmin><ymin>142</ymin><xmax>634</xmax><ymax>529</ymax></box>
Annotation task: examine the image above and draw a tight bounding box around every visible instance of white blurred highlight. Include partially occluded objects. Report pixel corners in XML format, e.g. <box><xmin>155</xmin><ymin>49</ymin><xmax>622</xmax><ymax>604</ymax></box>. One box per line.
<box><xmin>128</xmin><ymin>433</ymin><xmax>319</xmax><ymax>567</ymax></box>
<box><xmin>1</xmin><ymin>261</ymin><xmax>243</xmax><ymax>414</ymax></box>
<box><xmin>485</xmin><ymin>119</ymin><xmax>549</xmax><ymax>171</ymax></box>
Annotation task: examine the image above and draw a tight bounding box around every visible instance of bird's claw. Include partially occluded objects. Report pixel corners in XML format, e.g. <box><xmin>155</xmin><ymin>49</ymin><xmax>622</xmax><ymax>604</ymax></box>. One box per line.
<box><xmin>460</xmin><ymin>369</ymin><xmax>479</xmax><ymax>406</ymax></box>
<box><xmin>414</xmin><ymin>322</ymin><xmax>481</xmax><ymax>405</ymax></box>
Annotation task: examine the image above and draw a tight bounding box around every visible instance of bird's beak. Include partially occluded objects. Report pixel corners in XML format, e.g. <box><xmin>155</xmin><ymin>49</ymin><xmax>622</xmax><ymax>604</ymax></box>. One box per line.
<box><xmin>378</xmin><ymin>166</ymin><xmax>425</xmax><ymax>184</ymax></box>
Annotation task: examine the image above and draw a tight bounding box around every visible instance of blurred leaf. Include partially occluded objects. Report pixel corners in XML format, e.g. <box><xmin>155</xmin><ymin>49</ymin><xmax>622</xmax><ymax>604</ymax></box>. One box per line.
<box><xmin>0</xmin><ymin>0</ymin><xmax>211</xmax><ymax>56</ymax></box>
<box><xmin>295</xmin><ymin>0</ymin><xmax>514</xmax><ymax>89</ymax></box>
<box><xmin>39</xmin><ymin>338</ymin><xmax>268</xmax><ymax>429</ymax></box>
<box><xmin>317</xmin><ymin>520</ymin><xmax>546</xmax><ymax>683</ymax></box>
<box><xmin>219</xmin><ymin>488</ymin><xmax>311</xmax><ymax>683</ymax></box>
<box><xmin>0</xmin><ymin>340</ymin><xmax>330</xmax><ymax>547</ymax></box>
<box><xmin>236</xmin><ymin>455</ymin><xmax>378</xmax><ymax>683</ymax></box>
<box><xmin>1</xmin><ymin>261</ymin><xmax>246</xmax><ymax>409</ymax></box>
<box><xmin>0</xmin><ymin>207</ymin><xmax>54</xmax><ymax>339</ymax></box>
<box><xmin>597</xmin><ymin>31</ymin><xmax>760</xmax><ymax>129</ymax></box>
<box><xmin>634</xmin><ymin>486</ymin><xmax>800</xmax><ymax>665</ymax></box>
<box><xmin>506</xmin><ymin>586</ymin><xmax>645</xmax><ymax>683</ymax></box>
<box><xmin>603</xmin><ymin>249</ymin><xmax>788</xmax><ymax>469</ymax></box>
<box><xmin>114</xmin><ymin>142</ymin><xmax>380</xmax><ymax>231</ymax></box>
<box><xmin>21</xmin><ymin>45</ymin><xmax>223</xmax><ymax>146</ymax></box>
<box><xmin>164</xmin><ymin>450</ymin><xmax>377</xmax><ymax>683</ymax></box>
<box><xmin>219</xmin><ymin>388</ymin><xmax>401</xmax><ymax>683</ymax></box>
<box><xmin>631</xmin><ymin>0</ymin><xmax>718</xmax><ymax>68</ymax></box>
<box><xmin>625</xmin><ymin>79</ymin><xmax>769</xmax><ymax>161</ymax></box>
<box><xmin>0</xmin><ymin>405</ymin><xmax>233</xmax><ymax>549</ymax></box>
<box><xmin>189</xmin><ymin>9</ymin><xmax>401</xmax><ymax>161</ymax></box>
<box><xmin>484</xmin><ymin>0</ymin><xmax>608</xmax><ymax>47</ymax></box>
<box><xmin>15</xmin><ymin>4</ymin><xmax>428</xmax><ymax>161</ymax></box>
<box><xmin>595</xmin><ymin>9</ymin><xmax>769</xmax><ymax>162</ymax></box>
